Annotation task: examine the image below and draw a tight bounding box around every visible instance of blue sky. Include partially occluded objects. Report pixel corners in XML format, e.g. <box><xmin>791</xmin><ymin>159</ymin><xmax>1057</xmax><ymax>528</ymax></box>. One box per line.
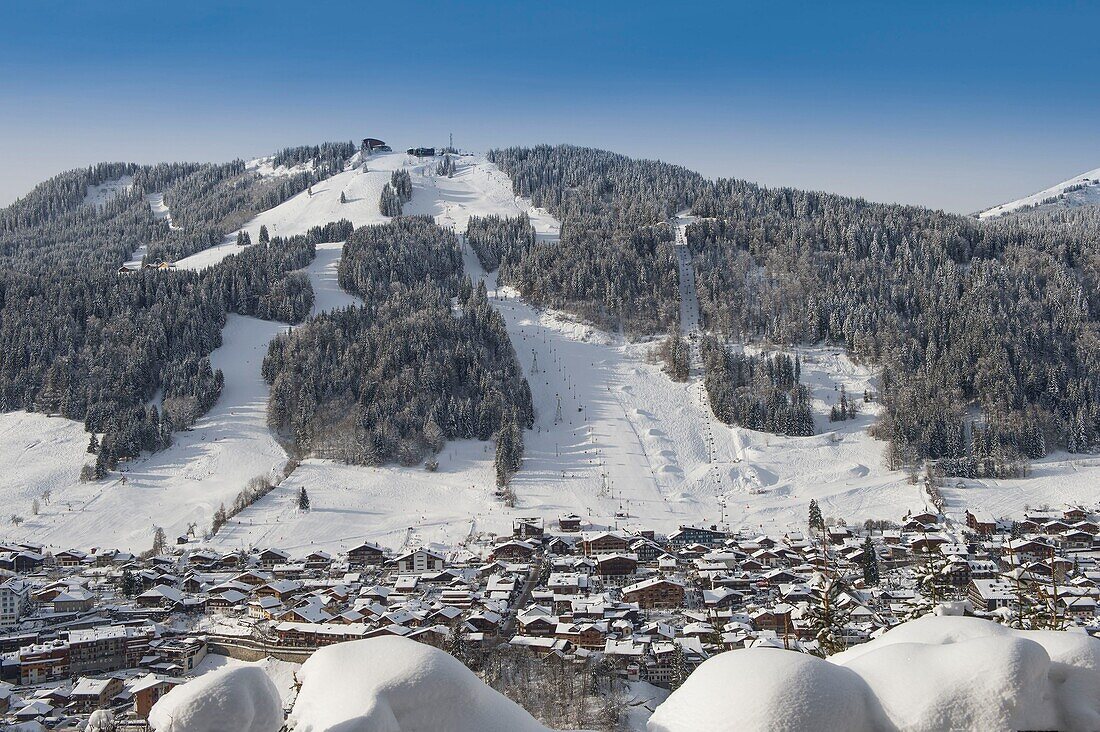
<box><xmin>1</xmin><ymin>1</ymin><xmax>1097</xmax><ymax>212</ymax></box>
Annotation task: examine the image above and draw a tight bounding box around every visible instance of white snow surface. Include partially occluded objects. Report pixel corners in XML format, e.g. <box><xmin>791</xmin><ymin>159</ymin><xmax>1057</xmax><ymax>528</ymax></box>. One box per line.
<box><xmin>148</xmin><ymin>664</ymin><xmax>283</xmax><ymax>732</ymax></box>
<box><xmin>650</xmin><ymin>615</ymin><xmax>1100</xmax><ymax>732</ymax></box>
<box><xmin>978</xmin><ymin>166</ymin><xmax>1100</xmax><ymax>219</ymax></box>
<box><xmin>288</xmin><ymin>636</ymin><xmax>551</xmax><ymax>732</ymax></box>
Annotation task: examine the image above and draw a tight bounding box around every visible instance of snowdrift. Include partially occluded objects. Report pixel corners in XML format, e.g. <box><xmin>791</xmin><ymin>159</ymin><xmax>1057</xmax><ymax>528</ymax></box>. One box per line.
<box><xmin>288</xmin><ymin>636</ymin><xmax>551</xmax><ymax>732</ymax></box>
<box><xmin>649</xmin><ymin>615</ymin><xmax>1100</xmax><ymax>732</ymax></box>
<box><xmin>148</xmin><ymin>665</ymin><xmax>283</xmax><ymax>732</ymax></box>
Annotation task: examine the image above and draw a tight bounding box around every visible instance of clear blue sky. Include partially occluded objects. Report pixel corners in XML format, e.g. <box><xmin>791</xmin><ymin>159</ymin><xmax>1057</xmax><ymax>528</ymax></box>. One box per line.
<box><xmin>1</xmin><ymin>1</ymin><xmax>1098</xmax><ymax>213</ymax></box>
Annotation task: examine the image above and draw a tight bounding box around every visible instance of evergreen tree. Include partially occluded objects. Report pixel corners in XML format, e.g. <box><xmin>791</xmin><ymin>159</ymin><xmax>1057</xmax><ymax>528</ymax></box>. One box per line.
<box><xmin>447</xmin><ymin>622</ymin><xmax>471</xmax><ymax>668</ymax></box>
<box><xmin>803</xmin><ymin>573</ymin><xmax>851</xmax><ymax>657</ymax></box>
<box><xmin>298</xmin><ymin>486</ymin><xmax>310</xmax><ymax>512</ymax></box>
<box><xmin>151</xmin><ymin>526</ymin><xmax>166</xmax><ymax>555</ymax></box>
<box><xmin>121</xmin><ymin>568</ymin><xmax>136</xmax><ymax>597</ymax></box>
<box><xmin>861</xmin><ymin>536</ymin><xmax>879</xmax><ymax>585</ymax></box>
<box><xmin>808</xmin><ymin>499</ymin><xmax>825</xmax><ymax>536</ymax></box>
<box><xmin>87</xmin><ymin>433</ymin><xmax>99</xmax><ymax>455</ymax></box>
<box><xmin>258</xmin><ymin>224</ymin><xmax>269</xmax><ymax>244</ymax></box>
<box><xmin>340</xmin><ymin>191</ymin><xmax>347</xmax><ymax>204</ymax></box>
<box><xmin>669</xmin><ymin>643</ymin><xmax>691</xmax><ymax>690</ymax></box>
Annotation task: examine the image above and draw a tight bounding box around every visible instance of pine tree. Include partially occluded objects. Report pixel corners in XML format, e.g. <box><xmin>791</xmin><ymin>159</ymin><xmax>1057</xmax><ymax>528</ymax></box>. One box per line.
<box><xmin>861</xmin><ymin>536</ymin><xmax>879</xmax><ymax>585</ymax></box>
<box><xmin>447</xmin><ymin>622</ymin><xmax>470</xmax><ymax>667</ymax></box>
<box><xmin>669</xmin><ymin>643</ymin><xmax>691</xmax><ymax>690</ymax></box>
<box><xmin>258</xmin><ymin>225</ymin><xmax>270</xmax><ymax>244</ymax></box>
<box><xmin>424</xmin><ymin>415</ymin><xmax>444</xmax><ymax>453</ymax></box>
<box><xmin>121</xmin><ymin>568</ymin><xmax>136</xmax><ymax>597</ymax></box>
<box><xmin>87</xmin><ymin>433</ymin><xmax>99</xmax><ymax>455</ymax></box>
<box><xmin>298</xmin><ymin>486</ymin><xmax>310</xmax><ymax>512</ymax></box>
<box><xmin>803</xmin><ymin>573</ymin><xmax>851</xmax><ymax>656</ymax></box>
<box><xmin>151</xmin><ymin>526</ymin><xmax>166</xmax><ymax>555</ymax></box>
<box><xmin>808</xmin><ymin>499</ymin><xmax>824</xmax><ymax>535</ymax></box>
<box><xmin>340</xmin><ymin>191</ymin><xmax>347</xmax><ymax>205</ymax></box>
<box><xmin>212</xmin><ymin>503</ymin><xmax>228</xmax><ymax>534</ymax></box>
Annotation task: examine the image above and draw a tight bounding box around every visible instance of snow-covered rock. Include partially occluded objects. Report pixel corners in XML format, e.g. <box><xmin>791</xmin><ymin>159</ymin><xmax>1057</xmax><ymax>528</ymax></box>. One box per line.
<box><xmin>288</xmin><ymin>636</ymin><xmax>550</xmax><ymax>732</ymax></box>
<box><xmin>149</xmin><ymin>665</ymin><xmax>283</xmax><ymax>732</ymax></box>
<box><xmin>649</xmin><ymin>616</ymin><xmax>1100</xmax><ymax>732</ymax></box>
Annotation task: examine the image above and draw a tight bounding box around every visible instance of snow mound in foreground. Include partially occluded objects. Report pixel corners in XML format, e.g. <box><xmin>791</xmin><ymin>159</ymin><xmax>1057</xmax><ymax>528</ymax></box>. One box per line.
<box><xmin>149</xmin><ymin>665</ymin><xmax>282</xmax><ymax>732</ymax></box>
<box><xmin>289</xmin><ymin>636</ymin><xmax>550</xmax><ymax>732</ymax></box>
<box><xmin>649</xmin><ymin>616</ymin><xmax>1100</xmax><ymax>732</ymax></box>
<box><xmin>648</xmin><ymin>647</ymin><xmax>875</xmax><ymax>732</ymax></box>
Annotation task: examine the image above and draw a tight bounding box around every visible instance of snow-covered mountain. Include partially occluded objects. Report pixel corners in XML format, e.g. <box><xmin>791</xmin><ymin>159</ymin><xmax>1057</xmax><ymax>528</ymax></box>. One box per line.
<box><xmin>977</xmin><ymin>166</ymin><xmax>1100</xmax><ymax>219</ymax></box>
<box><xmin>1</xmin><ymin>145</ymin><xmax>1098</xmax><ymax>557</ymax></box>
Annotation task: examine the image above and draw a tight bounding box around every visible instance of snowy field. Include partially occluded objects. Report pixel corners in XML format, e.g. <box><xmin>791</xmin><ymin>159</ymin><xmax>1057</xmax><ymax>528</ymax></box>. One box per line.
<box><xmin>2</xmin><ymin>151</ymin><xmax>1097</xmax><ymax>554</ymax></box>
<box><xmin>82</xmin><ymin>174</ymin><xmax>133</xmax><ymax>207</ymax></box>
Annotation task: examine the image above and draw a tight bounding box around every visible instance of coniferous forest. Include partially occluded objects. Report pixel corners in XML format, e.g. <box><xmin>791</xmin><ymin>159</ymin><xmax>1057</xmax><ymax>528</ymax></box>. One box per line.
<box><xmin>489</xmin><ymin>145</ymin><xmax>1099</xmax><ymax>472</ymax></box>
<box><xmin>263</xmin><ymin>217</ymin><xmax>533</xmax><ymax>466</ymax></box>
<box><xmin>0</xmin><ymin>150</ymin><xmax>353</xmax><ymax>474</ymax></box>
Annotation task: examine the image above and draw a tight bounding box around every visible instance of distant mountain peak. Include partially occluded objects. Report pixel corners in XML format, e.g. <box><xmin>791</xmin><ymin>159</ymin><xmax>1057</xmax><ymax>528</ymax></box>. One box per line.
<box><xmin>978</xmin><ymin>166</ymin><xmax>1100</xmax><ymax>219</ymax></box>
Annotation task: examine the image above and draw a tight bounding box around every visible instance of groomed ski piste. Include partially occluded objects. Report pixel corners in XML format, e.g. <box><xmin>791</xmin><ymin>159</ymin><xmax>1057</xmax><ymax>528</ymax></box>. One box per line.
<box><xmin>2</xmin><ymin>150</ymin><xmax>1098</xmax><ymax>554</ymax></box>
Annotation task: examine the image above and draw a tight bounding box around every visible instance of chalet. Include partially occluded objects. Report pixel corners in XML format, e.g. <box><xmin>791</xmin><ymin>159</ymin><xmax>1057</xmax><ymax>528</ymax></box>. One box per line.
<box><xmin>554</xmin><ymin>621</ymin><xmax>606</xmax><ymax>649</ymax></box>
<box><xmin>597</xmin><ymin>553</ymin><xmax>639</xmax><ymax>580</ymax></box>
<box><xmin>362</xmin><ymin>138</ymin><xmax>390</xmax><ymax>152</ymax></box>
<box><xmin>53</xmin><ymin>588</ymin><xmax>95</xmax><ymax>614</ymax></box>
<box><xmin>580</xmin><ymin>531</ymin><xmax>631</xmax><ymax>556</ymax></box>
<box><xmin>492</xmin><ymin>540</ymin><xmax>536</xmax><ymax>561</ymax></box>
<box><xmin>1061</xmin><ymin>530</ymin><xmax>1095</xmax><ymax>552</ymax></box>
<box><xmin>54</xmin><ymin>550</ymin><xmax>88</xmax><ymax>568</ymax></box>
<box><xmin>966</xmin><ymin>509</ymin><xmax>998</xmax><ymax>536</ymax></box>
<box><xmin>136</xmin><ymin>585</ymin><xmax>184</xmax><ymax>609</ymax></box>
<box><xmin>545</xmin><ymin>536</ymin><xmax>575</xmax><ymax>555</ymax></box>
<box><xmin>258</xmin><ymin>549</ymin><xmax>291</xmax><ymax>568</ymax></box>
<box><xmin>255</xmin><ymin>580</ymin><xmax>301</xmax><ymax>602</ymax></box>
<box><xmin>630</xmin><ymin>538</ymin><xmax>668</xmax><ymax>564</ymax></box>
<box><xmin>233</xmin><ymin>570</ymin><xmax>273</xmax><ymax>587</ymax></box>
<box><xmin>513</xmin><ymin>517</ymin><xmax>544</xmax><ymax>539</ymax></box>
<box><xmin>130</xmin><ymin>674</ymin><xmax>180</xmax><ymax>719</ymax></box>
<box><xmin>347</xmin><ymin>541</ymin><xmax>387</xmax><ymax>567</ymax></box>
<box><xmin>205</xmin><ymin>590</ymin><xmax>248</xmax><ymax>614</ymax></box>
<box><xmin>69</xmin><ymin>676</ymin><xmax>124</xmax><ymax>712</ymax></box>
<box><xmin>548</xmin><ymin>573</ymin><xmax>590</xmax><ymax>594</ymax></box>
<box><xmin>621</xmin><ymin>578</ymin><xmax>686</xmax><ymax>609</ymax></box>
<box><xmin>394</xmin><ymin>548</ymin><xmax>446</xmax><ymax>573</ymax></box>
<box><xmin>406</xmin><ymin>147</ymin><xmax>436</xmax><ymax>157</ymax></box>
<box><xmin>305</xmin><ymin>551</ymin><xmax>333</xmax><ymax>569</ymax></box>
<box><xmin>0</xmin><ymin>551</ymin><xmax>45</xmax><ymax>574</ymax></box>
<box><xmin>1005</xmin><ymin>538</ymin><xmax>1056</xmax><ymax>565</ymax></box>
<box><xmin>248</xmin><ymin>596</ymin><xmax>283</xmax><ymax>620</ymax></box>
<box><xmin>1064</xmin><ymin>506</ymin><xmax>1089</xmax><ymax>523</ymax></box>
<box><xmin>669</xmin><ymin>526</ymin><xmax>726</xmax><ymax>547</ymax></box>
<box><xmin>558</xmin><ymin>514</ymin><xmax>583</xmax><ymax>533</ymax></box>
<box><xmin>968</xmin><ymin>578</ymin><xmax>1015</xmax><ymax>612</ymax></box>
<box><xmin>517</xmin><ymin>610</ymin><xmax>557</xmax><ymax>636</ymax></box>
<box><xmin>751</xmin><ymin>606</ymin><xmax>793</xmax><ymax>633</ymax></box>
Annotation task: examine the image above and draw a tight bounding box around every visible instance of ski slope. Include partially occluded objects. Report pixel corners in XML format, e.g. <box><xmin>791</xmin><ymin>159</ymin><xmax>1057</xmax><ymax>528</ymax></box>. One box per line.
<box><xmin>203</xmin><ymin>155</ymin><xmax>930</xmax><ymax>555</ymax></box>
<box><xmin>4</xmin><ymin>149</ymin><xmax>1097</xmax><ymax>554</ymax></box>
<box><xmin>978</xmin><ymin>166</ymin><xmax>1100</xmax><ymax>219</ymax></box>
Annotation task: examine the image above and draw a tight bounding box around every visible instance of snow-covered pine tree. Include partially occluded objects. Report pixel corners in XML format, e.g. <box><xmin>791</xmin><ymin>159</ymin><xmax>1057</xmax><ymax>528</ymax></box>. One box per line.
<box><xmin>861</xmin><ymin>536</ymin><xmax>879</xmax><ymax>585</ymax></box>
